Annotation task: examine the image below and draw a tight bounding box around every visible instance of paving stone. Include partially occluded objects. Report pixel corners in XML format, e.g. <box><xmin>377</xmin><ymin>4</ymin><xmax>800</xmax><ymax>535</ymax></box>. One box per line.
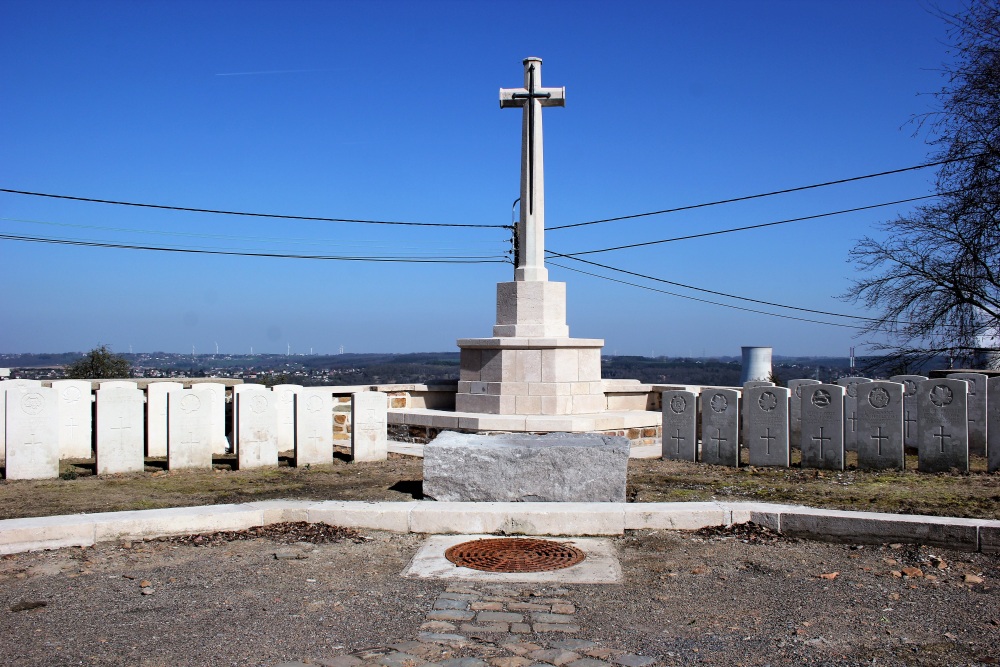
<box><xmin>527</xmin><ymin>597</ymin><xmax>567</xmax><ymax>604</ymax></box>
<box><xmin>421</xmin><ymin>621</ymin><xmax>458</xmax><ymax>632</ymax></box>
<box><xmin>502</xmin><ymin>644</ymin><xmax>545</xmax><ymax>656</ymax></box>
<box><xmin>377</xmin><ymin>652</ymin><xmax>427</xmax><ymax>667</ymax></box>
<box><xmin>531</xmin><ymin>613</ymin><xmax>575</xmax><ymax>624</ymax></box>
<box><xmin>510</xmin><ymin>624</ymin><xmax>532</xmax><ymax>634</ymax></box>
<box><xmin>274</xmin><ymin>663</ymin><xmax>311</xmax><ymax>667</ymax></box>
<box><xmin>549</xmin><ymin>640</ymin><xmax>596</xmax><ymax>651</ymax></box>
<box><xmin>564</xmin><ymin>660</ymin><xmax>609</xmax><ymax>667</ymax></box>
<box><xmin>435</xmin><ymin>599</ymin><xmax>471</xmax><ymax>610</ymax></box>
<box><xmin>610</xmin><ymin>657</ymin><xmax>657</xmax><ymax>667</ymax></box>
<box><xmin>313</xmin><ymin>658</ymin><xmax>363</xmax><ymax>667</ymax></box>
<box><xmin>446</xmin><ymin>586</ymin><xmax>481</xmax><ymax>595</ymax></box>
<box><xmin>550</xmin><ymin>604</ymin><xmax>576</xmax><ymax>614</ymax></box>
<box><xmin>477</xmin><ymin>611</ymin><xmax>524</xmax><ymax>623</ymax></box>
<box><xmin>418</xmin><ymin>633</ymin><xmax>471</xmax><ymax>646</ymax></box>
<box><xmin>439</xmin><ymin>593</ymin><xmax>480</xmax><ymax>602</ymax></box>
<box><xmin>528</xmin><ymin>650</ymin><xmax>581</xmax><ymax>666</ymax></box>
<box><xmin>471</xmin><ymin>602</ymin><xmax>504</xmax><ymax>611</ymax></box>
<box><xmin>532</xmin><ymin>624</ymin><xmax>581</xmax><ymax>634</ymax></box>
<box><xmin>580</xmin><ymin>650</ymin><xmax>617</xmax><ymax>660</ymax></box>
<box><xmin>389</xmin><ymin>642</ymin><xmax>426</xmax><ymax>653</ymax></box>
<box><xmin>482</xmin><ymin>596</ymin><xmax>518</xmax><ymax>603</ymax></box>
<box><xmin>486</xmin><ymin>586</ymin><xmax>523</xmax><ymax>596</ymax></box>
<box><xmin>461</xmin><ymin>623</ymin><xmax>510</xmax><ymax>634</ymax></box>
<box><xmin>508</xmin><ymin>603</ymin><xmax>550</xmax><ymax>612</ymax></box>
<box><xmin>427</xmin><ymin>610</ymin><xmax>476</xmax><ymax>622</ymax></box>
<box><xmin>490</xmin><ymin>658</ymin><xmax>532</xmax><ymax>667</ymax></box>
<box><xmin>438</xmin><ymin>659</ymin><xmax>488</xmax><ymax>667</ymax></box>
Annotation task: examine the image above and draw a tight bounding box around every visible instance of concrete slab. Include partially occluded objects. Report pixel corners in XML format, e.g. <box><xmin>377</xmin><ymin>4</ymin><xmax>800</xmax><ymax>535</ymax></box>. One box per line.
<box><xmin>306</xmin><ymin>501</ymin><xmax>412</xmax><ymax>533</ymax></box>
<box><xmin>0</xmin><ymin>514</ymin><xmax>95</xmax><ymax>555</ymax></box>
<box><xmin>624</xmin><ymin>502</ymin><xmax>728</xmax><ymax>530</ymax></box>
<box><xmin>409</xmin><ymin>502</ymin><xmax>625</xmax><ymax>536</ymax></box>
<box><xmin>401</xmin><ymin>534</ymin><xmax>622</xmax><ymax>584</ymax></box>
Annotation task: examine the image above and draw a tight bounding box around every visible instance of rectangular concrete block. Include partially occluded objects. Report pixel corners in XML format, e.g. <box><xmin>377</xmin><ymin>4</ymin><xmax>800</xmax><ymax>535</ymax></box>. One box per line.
<box><xmin>515</xmin><ymin>349</ymin><xmax>542</xmax><ymax>383</ymax></box>
<box><xmin>460</xmin><ymin>349</ymin><xmax>482</xmax><ymax>381</ymax></box>
<box><xmin>624</xmin><ymin>503</ymin><xmax>727</xmax><ymax>530</ymax></box>
<box><xmin>0</xmin><ymin>515</ymin><xmax>96</xmax><ymax>555</ymax></box>
<box><xmin>779</xmin><ymin>508</ymin><xmax>982</xmax><ymax>551</ymax></box>
<box><xmin>307</xmin><ymin>501</ymin><xmax>412</xmax><ymax>533</ymax></box>
<box><xmin>245</xmin><ymin>499</ymin><xmax>314</xmax><ymax>524</ymax></box>
<box><xmin>980</xmin><ymin>524</ymin><xmax>1000</xmax><ymax>553</ymax></box>
<box><xmin>409</xmin><ymin>502</ymin><xmax>625</xmax><ymax>536</ymax></box>
<box><xmin>542</xmin><ymin>348</ymin><xmax>579</xmax><ymax>383</ymax></box>
<box><xmin>423</xmin><ymin>432</ymin><xmax>629</xmax><ymax>502</ymax></box>
<box><xmin>515</xmin><ymin>395</ymin><xmax>542</xmax><ymax>415</ymax></box>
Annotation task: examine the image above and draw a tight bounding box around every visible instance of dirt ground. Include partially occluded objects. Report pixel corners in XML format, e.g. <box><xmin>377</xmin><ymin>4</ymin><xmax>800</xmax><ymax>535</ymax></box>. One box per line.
<box><xmin>0</xmin><ymin>452</ymin><xmax>997</xmax><ymax>521</ymax></box>
<box><xmin>0</xmin><ymin>523</ymin><xmax>996</xmax><ymax>667</ymax></box>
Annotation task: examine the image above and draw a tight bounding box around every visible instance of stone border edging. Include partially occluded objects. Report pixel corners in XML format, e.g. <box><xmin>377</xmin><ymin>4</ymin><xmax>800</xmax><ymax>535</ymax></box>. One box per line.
<box><xmin>1</xmin><ymin>500</ymin><xmax>997</xmax><ymax>556</ymax></box>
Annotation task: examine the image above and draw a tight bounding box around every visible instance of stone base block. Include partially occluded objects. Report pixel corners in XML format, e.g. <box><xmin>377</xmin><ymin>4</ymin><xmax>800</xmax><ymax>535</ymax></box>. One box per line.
<box><xmin>422</xmin><ymin>431</ymin><xmax>629</xmax><ymax>502</ymax></box>
<box><xmin>493</xmin><ymin>281</ymin><xmax>569</xmax><ymax>338</ymax></box>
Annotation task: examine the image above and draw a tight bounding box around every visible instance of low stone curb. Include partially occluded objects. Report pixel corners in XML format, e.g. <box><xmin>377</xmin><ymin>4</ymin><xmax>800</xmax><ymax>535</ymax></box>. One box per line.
<box><xmin>1</xmin><ymin>499</ymin><xmax>997</xmax><ymax>555</ymax></box>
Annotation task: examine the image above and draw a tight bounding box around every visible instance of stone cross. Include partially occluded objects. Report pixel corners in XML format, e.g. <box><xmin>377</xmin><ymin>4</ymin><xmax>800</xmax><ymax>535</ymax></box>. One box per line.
<box><xmin>500</xmin><ymin>57</ymin><xmax>565</xmax><ymax>282</ymax></box>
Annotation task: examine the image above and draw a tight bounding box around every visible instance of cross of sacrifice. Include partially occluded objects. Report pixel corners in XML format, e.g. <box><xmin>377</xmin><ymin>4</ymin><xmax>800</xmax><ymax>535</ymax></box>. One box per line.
<box><xmin>500</xmin><ymin>57</ymin><xmax>565</xmax><ymax>282</ymax></box>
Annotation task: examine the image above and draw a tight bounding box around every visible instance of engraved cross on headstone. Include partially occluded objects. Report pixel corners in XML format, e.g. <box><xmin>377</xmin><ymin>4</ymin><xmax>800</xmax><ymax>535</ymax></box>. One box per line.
<box><xmin>760</xmin><ymin>428</ymin><xmax>776</xmax><ymax>455</ymax></box>
<box><xmin>712</xmin><ymin>428</ymin><xmax>727</xmax><ymax>457</ymax></box>
<box><xmin>812</xmin><ymin>427</ymin><xmax>831</xmax><ymax>458</ymax></box>
<box><xmin>500</xmin><ymin>57</ymin><xmax>565</xmax><ymax>282</ymax></box>
<box><xmin>111</xmin><ymin>415</ymin><xmax>131</xmax><ymax>446</ymax></box>
<box><xmin>671</xmin><ymin>428</ymin><xmax>684</xmax><ymax>454</ymax></box>
<box><xmin>933</xmin><ymin>425</ymin><xmax>950</xmax><ymax>453</ymax></box>
<box><xmin>904</xmin><ymin>410</ymin><xmax>916</xmax><ymax>439</ymax></box>
<box><xmin>871</xmin><ymin>426</ymin><xmax>889</xmax><ymax>456</ymax></box>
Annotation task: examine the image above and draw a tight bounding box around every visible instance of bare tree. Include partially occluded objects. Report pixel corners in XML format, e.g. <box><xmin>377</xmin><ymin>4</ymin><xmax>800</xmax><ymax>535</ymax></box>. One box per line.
<box><xmin>65</xmin><ymin>345</ymin><xmax>132</xmax><ymax>379</ymax></box>
<box><xmin>844</xmin><ymin>1</ymin><xmax>1000</xmax><ymax>371</ymax></box>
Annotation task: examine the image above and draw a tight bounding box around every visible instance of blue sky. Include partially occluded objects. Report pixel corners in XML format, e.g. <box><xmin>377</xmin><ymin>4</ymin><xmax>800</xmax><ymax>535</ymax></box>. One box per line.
<box><xmin>1</xmin><ymin>0</ymin><xmax>964</xmax><ymax>356</ymax></box>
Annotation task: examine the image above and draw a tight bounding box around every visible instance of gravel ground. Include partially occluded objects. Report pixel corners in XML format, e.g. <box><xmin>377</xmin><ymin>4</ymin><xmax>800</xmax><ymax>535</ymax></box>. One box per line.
<box><xmin>0</xmin><ymin>524</ymin><xmax>997</xmax><ymax>667</ymax></box>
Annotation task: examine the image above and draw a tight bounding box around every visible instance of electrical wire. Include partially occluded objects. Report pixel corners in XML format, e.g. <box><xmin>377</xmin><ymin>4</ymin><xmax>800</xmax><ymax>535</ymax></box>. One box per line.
<box><xmin>0</xmin><ymin>188</ymin><xmax>508</xmax><ymax>229</ymax></box>
<box><xmin>547</xmin><ymin>261</ymin><xmax>864</xmax><ymax>329</ymax></box>
<box><xmin>0</xmin><ymin>232</ymin><xmax>511</xmax><ymax>263</ymax></box>
<box><xmin>548</xmin><ymin>155</ymin><xmax>975</xmax><ymax>231</ymax></box>
<box><xmin>558</xmin><ymin>192</ymin><xmax>957</xmax><ymax>256</ymax></box>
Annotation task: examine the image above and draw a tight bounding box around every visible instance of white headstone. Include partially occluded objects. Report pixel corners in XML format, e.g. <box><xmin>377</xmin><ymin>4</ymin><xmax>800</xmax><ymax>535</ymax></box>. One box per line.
<box><xmin>987</xmin><ymin>376</ymin><xmax>1000</xmax><ymax>473</ymax></box>
<box><xmin>96</xmin><ymin>386</ymin><xmax>145</xmax><ymax>475</ymax></box>
<box><xmin>195</xmin><ymin>383</ymin><xmax>228</xmax><ymax>455</ymax></box>
<box><xmin>168</xmin><ymin>388</ymin><xmax>214</xmax><ymax>470</ymax></box>
<box><xmin>231</xmin><ymin>384</ymin><xmax>267</xmax><ymax>451</ymax></box>
<box><xmin>661</xmin><ymin>390</ymin><xmax>697</xmax><ymax>461</ymax></box>
<box><xmin>890</xmin><ymin>374</ymin><xmax>929</xmax><ymax>450</ymax></box>
<box><xmin>5</xmin><ymin>386</ymin><xmax>59</xmax><ymax>479</ymax></box>
<box><xmin>743</xmin><ymin>386</ymin><xmax>790</xmax><ymax>467</ymax></box>
<box><xmin>351</xmin><ymin>391</ymin><xmax>387</xmax><ymax>462</ymax></box>
<box><xmin>99</xmin><ymin>380</ymin><xmax>138</xmax><ymax>391</ymax></box>
<box><xmin>836</xmin><ymin>376</ymin><xmax>871</xmax><ymax>451</ymax></box>
<box><xmin>947</xmin><ymin>372</ymin><xmax>988</xmax><ymax>456</ymax></box>
<box><xmin>51</xmin><ymin>379</ymin><xmax>94</xmax><ymax>459</ymax></box>
<box><xmin>295</xmin><ymin>388</ymin><xmax>333</xmax><ymax>466</ymax></box>
<box><xmin>237</xmin><ymin>389</ymin><xmax>278</xmax><ymax>469</ymax></box>
<box><xmin>917</xmin><ymin>378</ymin><xmax>969</xmax><ymax>473</ymax></box>
<box><xmin>699</xmin><ymin>388</ymin><xmax>740</xmax><ymax>467</ymax></box>
<box><xmin>799</xmin><ymin>384</ymin><xmax>845</xmax><ymax>471</ymax></box>
<box><xmin>145</xmin><ymin>381</ymin><xmax>183</xmax><ymax>457</ymax></box>
<box><xmin>0</xmin><ymin>379</ymin><xmax>43</xmax><ymax>466</ymax></box>
<box><xmin>272</xmin><ymin>384</ymin><xmax>303</xmax><ymax>453</ymax></box>
<box><xmin>856</xmin><ymin>381</ymin><xmax>905</xmax><ymax>470</ymax></box>
<box><xmin>788</xmin><ymin>379</ymin><xmax>821</xmax><ymax>449</ymax></box>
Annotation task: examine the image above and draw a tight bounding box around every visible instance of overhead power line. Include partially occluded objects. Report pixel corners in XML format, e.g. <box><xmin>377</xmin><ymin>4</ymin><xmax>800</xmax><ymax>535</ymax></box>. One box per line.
<box><xmin>0</xmin><ymin>233</ymin><xmax>511</xmax><ymax>263</ymax></box>
<box><xmin>0</xmin><ymin>188</ymin><xmax>508</xmax><ymax>229</ymax></box>
<box><xmin>547</xmin><ymin>250</ymin><xmax>888</xmax><ymax>323</ymax></box>
<box><xmin>548</xmin><ymin>155</ymin><xmax>976</xmax><ymax>231</ymax></box>
<box><xmin>547</xmin><ymin>261</ymin><xmax>864</xmax><ymax>329</ymax></box>
<box><xmin>559</xmin><ymin>192</ymin><xmax>957</xmax><ymax>257</ymax></box>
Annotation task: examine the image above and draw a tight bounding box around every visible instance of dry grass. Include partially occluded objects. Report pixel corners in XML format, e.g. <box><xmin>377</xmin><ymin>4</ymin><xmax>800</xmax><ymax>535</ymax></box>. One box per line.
<box><xmin>0</xmin><ymin>452</ymin><xmax>996</xmax><ymax>521</ymax></box>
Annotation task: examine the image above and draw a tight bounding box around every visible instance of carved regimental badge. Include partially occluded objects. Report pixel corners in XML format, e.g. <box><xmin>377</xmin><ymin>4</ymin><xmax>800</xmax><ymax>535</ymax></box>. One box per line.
<box><xmin>21</xmin><ymin>392</ymin><xmax>44</xmax><ymax>415</ymax></box>
<box><xmin>250</xmin><ymin>394</ymin><xmax>269</xmax><ymax>414</ymax></box>
<box><xmin>669</xmin><ymin>395</ymin><xmax>687</xmax><ymax>414</ymax></box>
<box><xmin>868</xmin><ymin>387</ymin><xmax>890</xmax><ymax>409</ymax></box>
<box><xmin>710</xmin><ymin>393</ymin><xmax>728</xmax><ymax>413</ymax></box>
<box><xmin>903</xmin><ymin>380</ymin><xmax>918</xmax><ymax>396</ymax></box>
<box><xmin>758</xmin><ymin>391</ymin><xmax>778</xmax><ymax>412</ymax></box>
<box><xmin>811</xmin><ymin>389</ymin><xmax>832</xmax><ymax>408</ymax></box>
<box><xmin>929</xmin><ymin>384</ymin><xmax>954</xmax><ymax>407</ymax></box>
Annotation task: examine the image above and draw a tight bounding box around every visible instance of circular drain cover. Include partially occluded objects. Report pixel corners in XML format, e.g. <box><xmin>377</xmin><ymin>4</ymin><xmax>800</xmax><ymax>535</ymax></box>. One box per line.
<box><xmin>445</xmin><ymin>538</ymin><xmax>586</xmax><ymax>573</ymax></box>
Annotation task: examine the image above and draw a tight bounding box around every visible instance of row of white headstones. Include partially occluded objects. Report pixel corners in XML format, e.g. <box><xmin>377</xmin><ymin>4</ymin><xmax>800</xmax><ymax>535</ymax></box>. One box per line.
<box><xmin>662</xmin><ymin>373</ymin><xmax>1000</xmax><ymax>473</ymax></box>
<box><xmin>0</xmin><ymin>380</ymin><xmax>389</xmax><ymax>480</ymax></box>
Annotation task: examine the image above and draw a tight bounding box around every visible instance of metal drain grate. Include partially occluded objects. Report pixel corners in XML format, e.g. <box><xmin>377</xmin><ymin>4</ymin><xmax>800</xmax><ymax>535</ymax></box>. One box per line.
<box><xmin>445</xmin><ymin>538</ymin><xmax>586</xmax><ymax>573</ymax></box>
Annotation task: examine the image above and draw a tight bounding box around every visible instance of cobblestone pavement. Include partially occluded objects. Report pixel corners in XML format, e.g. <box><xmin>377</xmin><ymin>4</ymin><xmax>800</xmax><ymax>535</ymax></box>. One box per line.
<box><xmin>276</xmin><ymin>584</ymin><xmax>659</xmax><ymax>667</ymax></box>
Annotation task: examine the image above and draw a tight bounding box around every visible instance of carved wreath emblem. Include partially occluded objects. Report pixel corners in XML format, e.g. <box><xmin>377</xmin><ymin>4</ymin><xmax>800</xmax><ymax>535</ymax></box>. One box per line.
<box><xmin>710</xmin><ymin>393</ymin><xmax>728</xmax><ymax>413</ymax></box>
<box><xmin>868</xmin><ymin>387</ymin><xmax>890</xmax><ymax>409</ymax></box>
<box><xmin>758</xmin><ymin>391</ymin><xmax>778</xmax><ymax>412</ymax></box>
<box><xmin>810</xmin><ymin>389</ymin><xmax>832</xmax><ymax>408</ymax></box>
<box><xmin>669</xmin><ymin>395</ymin><xmax>687</xmax><ymax>414</ymax></box>
<box><xmin>249</xmin><ymin>394</ymin><xmax>269</xmax><ymax>414</ymax></box>
<box><xmin>180</xmin><ymin>394</ymin><xmax>202</xmax><ymax>413</ymax></box>
<box><xmin>846</xmin><ymin>381</ymin><xmax>860</xmax><ymax>398</ymax></box>
<box><xmin>929</xmin><ymin>384</ymin><xmax>953</xmax><ymax>407</ymax></box>
<box><xmin>306</xmin><ymin>394</ymin><xmax>324</xmax><ymax>413</ymax></box>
